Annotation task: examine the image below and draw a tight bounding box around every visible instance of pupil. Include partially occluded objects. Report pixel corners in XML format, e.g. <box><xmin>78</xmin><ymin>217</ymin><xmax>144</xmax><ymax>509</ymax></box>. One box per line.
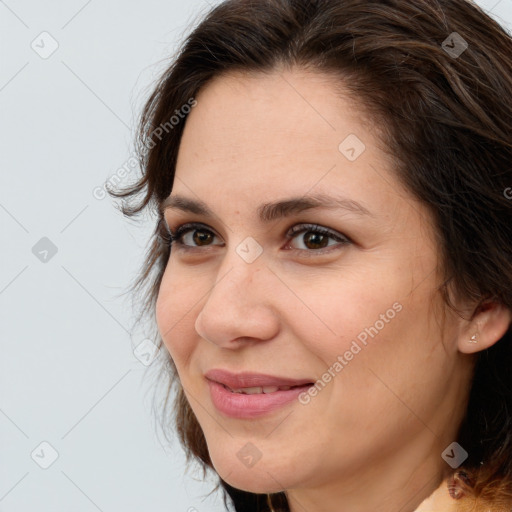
<box><xmin>193</xmin><ymin>230</ymin><xmax>212</xmax><ymax>245</ymax></box>
<box><xmin>304</xmin><ymin>232</ymin><xmax>328</xmax><ymax>249</ymax></box>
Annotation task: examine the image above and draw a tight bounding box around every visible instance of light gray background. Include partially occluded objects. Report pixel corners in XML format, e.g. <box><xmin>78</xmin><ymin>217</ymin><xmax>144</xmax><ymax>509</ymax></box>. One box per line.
<box><xmin>1</xmin><ymin>1</ymin><xmax>511</xmax><ymax>511</ymax></box>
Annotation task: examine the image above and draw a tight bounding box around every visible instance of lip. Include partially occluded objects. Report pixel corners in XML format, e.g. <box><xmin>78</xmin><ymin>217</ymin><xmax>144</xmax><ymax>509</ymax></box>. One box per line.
<box><xmin>204</xmin><ymin>369</ymin><xmax>314</xmax><ymax>389</ymax></box>
<box><xmin>205</xmin><ymin>369</ymin><xmax>314</xmax><ymax>419</ymax></box>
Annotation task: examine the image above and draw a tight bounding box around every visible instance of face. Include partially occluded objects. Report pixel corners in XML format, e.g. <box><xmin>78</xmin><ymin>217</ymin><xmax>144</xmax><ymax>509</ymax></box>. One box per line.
<box><xmin>155</xmin><ymin>68</ymin><xmax>474</xmax><ymax>496</ymax></box>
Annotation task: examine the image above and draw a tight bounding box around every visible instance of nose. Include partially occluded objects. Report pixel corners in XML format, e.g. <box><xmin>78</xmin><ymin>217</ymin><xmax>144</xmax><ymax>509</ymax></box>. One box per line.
<box><xmin>194</xmin><ymin>253</ymin><xmax>280</xmax><ymax>349</ymax></box>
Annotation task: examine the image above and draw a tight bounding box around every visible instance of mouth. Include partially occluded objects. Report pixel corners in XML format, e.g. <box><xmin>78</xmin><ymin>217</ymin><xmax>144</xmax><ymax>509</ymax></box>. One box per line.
<box><xmin>219</xmin><ymin>383</ymin><xmax>312</xmax><ymax>394</ymax></box>
<box><xmin>204</xmin><ymin>368</ymin><xmax>314</xmax><ymax>390</ymax></box>
<box><xmin>204</xmin><ymin>369</ymin><xmax>315</xmax><ymax>418</ymax></box>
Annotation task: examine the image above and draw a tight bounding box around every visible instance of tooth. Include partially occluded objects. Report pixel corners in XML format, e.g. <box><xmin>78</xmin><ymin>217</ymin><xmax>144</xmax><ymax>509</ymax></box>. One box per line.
<box><xmin>262</xmin><ymin>386</ymin><xmax>279</xmax><ymax>394</ymax></box>
<box><xmin>280</xmin><ymin>386</ymin><xmax>291</xmax><ymax>391</ymax></box>
<box><xmin>241</xmin><ymin>387</ymin><xmax>263</xmax><ymax>394</ymax></box>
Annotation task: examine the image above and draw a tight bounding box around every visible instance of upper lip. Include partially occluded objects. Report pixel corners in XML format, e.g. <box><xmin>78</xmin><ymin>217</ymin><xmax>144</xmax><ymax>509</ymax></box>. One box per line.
<box><xmin>205</xmin><ymin>369</ymin><xmax>314</xmax><ymax>389</ymax></box>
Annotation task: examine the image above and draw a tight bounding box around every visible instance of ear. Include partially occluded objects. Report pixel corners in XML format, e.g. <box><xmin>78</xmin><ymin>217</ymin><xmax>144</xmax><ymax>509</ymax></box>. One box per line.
<box><xmin>457</xmin><ymin>299</ymin><xmax>512</xmax><ymax>354</ymax></box>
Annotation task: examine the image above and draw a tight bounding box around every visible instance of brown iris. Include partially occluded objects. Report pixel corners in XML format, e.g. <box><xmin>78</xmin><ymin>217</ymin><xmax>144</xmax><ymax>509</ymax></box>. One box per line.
<box><xmin>302</xmin><ymin>232</ymin><xmax>329</xmax><ymax>250</ymax></box>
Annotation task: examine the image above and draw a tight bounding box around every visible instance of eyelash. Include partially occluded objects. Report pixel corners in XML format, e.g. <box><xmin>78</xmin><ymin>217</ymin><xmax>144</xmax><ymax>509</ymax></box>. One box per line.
<box><xmin>159</xmin><ymin>220</ymin><xmax>351</xmax><ymax>255</ymax></box>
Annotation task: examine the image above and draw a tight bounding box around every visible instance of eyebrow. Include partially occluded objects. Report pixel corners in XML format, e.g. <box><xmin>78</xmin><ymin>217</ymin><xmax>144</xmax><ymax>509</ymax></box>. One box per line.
<box><xmin>161</xmin><ymin>193</ymin><xmax>374</xmax><ymax>222</ymax></box>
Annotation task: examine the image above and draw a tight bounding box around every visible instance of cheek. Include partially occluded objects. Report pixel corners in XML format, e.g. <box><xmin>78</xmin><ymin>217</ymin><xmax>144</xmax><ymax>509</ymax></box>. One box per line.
<box><xmin>286</xmin><ymin>273</ymin><xmax>404</xmax><ymax>361</ymax></box>
<box><xmin>296</xmin><ymin>272</ymin><xmax>443</xmax><ymax>404</ymax></box>
<box><xmin>155</xmin><ymin>265</ymin><xmax>198</xmax><ymax>364</ymax></box>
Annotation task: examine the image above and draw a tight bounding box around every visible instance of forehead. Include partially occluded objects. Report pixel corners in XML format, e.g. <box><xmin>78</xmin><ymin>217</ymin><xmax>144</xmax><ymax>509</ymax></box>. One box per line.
<box><xmin>180</xmin><ymin>68</ymin><xmax>368</xmax><ymax>159</ymax></box>
<box><xmin>171</xmin><ymin>68</ymin><xmax>419</xmax><ymax>229</ymax></box>
<box><xmin>179</xmin><ymin>70</ymin><xmax>376</xmax><ymax>174</ymax></box>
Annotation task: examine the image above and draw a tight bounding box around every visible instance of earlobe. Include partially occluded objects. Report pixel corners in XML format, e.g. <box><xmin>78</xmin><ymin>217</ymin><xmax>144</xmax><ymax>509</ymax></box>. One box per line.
<box><xmin>457</xmin><ymin>300</ymin><xmax>512</xmax><ymax>354</ymax></box>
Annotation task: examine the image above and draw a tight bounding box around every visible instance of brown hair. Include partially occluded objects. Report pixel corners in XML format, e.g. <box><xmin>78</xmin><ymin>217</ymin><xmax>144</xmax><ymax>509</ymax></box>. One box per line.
<box><xmin>110</xmin><ymin>0</ymin><xmax>512</xmax><ymax>510</ymax></box>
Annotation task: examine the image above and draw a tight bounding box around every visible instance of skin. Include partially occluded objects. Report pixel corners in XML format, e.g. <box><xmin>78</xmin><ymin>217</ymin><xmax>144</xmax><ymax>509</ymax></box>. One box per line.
<box><xmin>155</xmin><ymin>67</ymin><xmax>512</xmax><ymax>512</ymax></box>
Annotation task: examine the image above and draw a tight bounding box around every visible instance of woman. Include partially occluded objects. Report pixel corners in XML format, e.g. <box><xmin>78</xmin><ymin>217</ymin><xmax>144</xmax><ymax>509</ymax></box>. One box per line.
<box><xmin>110</xmin><ymin>0</ymin><xmax>512</xmax><ymax>510</ymax></box>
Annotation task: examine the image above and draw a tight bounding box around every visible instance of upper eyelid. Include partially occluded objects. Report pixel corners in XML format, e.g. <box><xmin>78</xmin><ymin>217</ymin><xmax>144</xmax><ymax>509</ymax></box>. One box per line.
<box><xmin>166</xmin><ymin>221</ymin><xmax>216</xmax><ymax>240</ymax></box>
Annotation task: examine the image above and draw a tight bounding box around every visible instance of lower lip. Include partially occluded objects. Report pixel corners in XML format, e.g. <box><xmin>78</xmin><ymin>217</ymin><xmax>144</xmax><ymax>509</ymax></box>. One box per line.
<box><xmin>207</xmin><ymin>379</ymin><xmax>312</xmax><ymax>419</ymax></box>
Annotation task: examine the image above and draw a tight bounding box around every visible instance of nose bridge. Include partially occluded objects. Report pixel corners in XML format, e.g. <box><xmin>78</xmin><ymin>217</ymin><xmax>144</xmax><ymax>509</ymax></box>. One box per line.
<box><xmin>209</xmin><ymin>234</ymin><xmax>267</xmax><ymax>300</ymax></box>
<box><xmin>216</xmin><ymin>254</ymin><xmax>260</xmax><ymax>299</ymax></box>
<box><xmin>194</xmin><ymin>242</ymin><xmax>279</xmax><ymax>345</ymax></box>
<box><xmin>203</xmin><ymin>242</ymin><xmax>266</xmax><ymax>314</ymax></box>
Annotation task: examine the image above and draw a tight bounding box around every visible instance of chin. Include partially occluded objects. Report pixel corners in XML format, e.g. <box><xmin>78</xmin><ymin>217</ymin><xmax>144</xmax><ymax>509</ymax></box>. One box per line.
<box><xmin>221</xmin><ymin>475</ymin><xmax>286</xmax><ymax>495</ymax></box>
<box><xmin>211</xmin><ymin>457</ymin><xmax>289</xmax><ymax>495</ymax></box>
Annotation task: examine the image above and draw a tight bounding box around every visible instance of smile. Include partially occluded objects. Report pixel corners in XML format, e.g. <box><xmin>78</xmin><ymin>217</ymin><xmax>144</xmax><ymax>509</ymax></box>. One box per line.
<box><xmin>204</xmin><ymin>369</ymin><xmax>315</xmax><ymax>418</ymax></box>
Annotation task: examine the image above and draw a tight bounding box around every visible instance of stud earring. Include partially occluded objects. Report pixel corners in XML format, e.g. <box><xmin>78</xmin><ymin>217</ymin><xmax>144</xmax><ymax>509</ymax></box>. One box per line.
<box><xmin>468</xmin><ymin>332</ymin><xmax>479</xmax><ymax>344</ymax></box>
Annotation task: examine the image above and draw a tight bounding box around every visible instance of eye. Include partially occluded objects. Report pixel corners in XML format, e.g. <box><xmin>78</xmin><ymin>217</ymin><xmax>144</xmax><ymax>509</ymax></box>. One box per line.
<box><xmin>167</xmin><ymin>222</ymin><xmax>223</xmax><ymax>249</ymax></box>
<box><xmin>162</xmin><ymin>221</ymin><xmax>351</xmax><ymax>254</ymax></box>
<box><xmin>284</xmin><ymin>223</ymin><xmax>350</xmax><ymax>254</ymax></box>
